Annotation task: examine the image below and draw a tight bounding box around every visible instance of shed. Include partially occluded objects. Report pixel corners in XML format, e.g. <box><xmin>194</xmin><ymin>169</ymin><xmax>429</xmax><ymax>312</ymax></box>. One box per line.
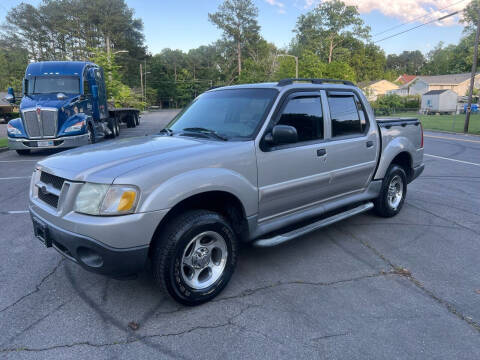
<box><xmin>421</xmin><ymin>89</ymin><xmax>458</xmax><ymax>114</ymax></box>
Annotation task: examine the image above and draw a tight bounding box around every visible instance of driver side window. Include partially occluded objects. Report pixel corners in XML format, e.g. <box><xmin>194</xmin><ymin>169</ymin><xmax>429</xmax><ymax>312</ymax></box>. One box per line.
<box><xmin>276</xmin><ymin>95</ymin><xmax>324</xmax><ymax>142</ymax></box>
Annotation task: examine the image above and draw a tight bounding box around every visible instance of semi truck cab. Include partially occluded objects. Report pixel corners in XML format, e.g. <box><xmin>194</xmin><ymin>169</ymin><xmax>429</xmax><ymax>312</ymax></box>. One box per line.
<box><xmin>6</xmin><ymin>61</ymin><xmax>139</xmax><ymax>155</ymax></box>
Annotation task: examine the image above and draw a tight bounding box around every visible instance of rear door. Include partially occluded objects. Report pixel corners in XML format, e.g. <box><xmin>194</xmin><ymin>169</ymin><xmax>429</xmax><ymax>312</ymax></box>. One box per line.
<box><xmin>256</xmin><ymin>91</ymin><xmax>330</xmax><ymax>221</ymax></box>
<box><xmin>319</xmin><ymin>90</ymin><xmax>378</xmax><ymax>198</ymax></box>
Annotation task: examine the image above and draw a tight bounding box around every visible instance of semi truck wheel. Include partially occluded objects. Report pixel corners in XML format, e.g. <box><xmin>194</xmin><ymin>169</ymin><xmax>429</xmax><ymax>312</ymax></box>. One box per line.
<box><xmin>16</xmin><ymin>149</ymin><xmax>31</xmax><ymax>155</ymax></box>
<box><xmin>87</xmin><ymin>124</ymin><xmax>96</xmax><ymax>144</ymax></box>
<box><xmin>151</xmin><ymin>210</ymin><xmax>239</xmax><ymax>306</ymax></box>
<box><xmin>126</xmin><ymin>114</ymin><xmax>136</xmax><ymax>128</ymax></box>
<box><xmin>374</xmin><ymin>164</ymin><xmax>407</xmax><ymax>217</ymax></box>
<box><xmin>115</xmin><ymin>118</ymin><xmax>120</xmax><ymax>136</ymax></box>
<box><xmin>135</xmin><ymin>113</ymin><xmax>139</xmax><ymax>126</ymax></box>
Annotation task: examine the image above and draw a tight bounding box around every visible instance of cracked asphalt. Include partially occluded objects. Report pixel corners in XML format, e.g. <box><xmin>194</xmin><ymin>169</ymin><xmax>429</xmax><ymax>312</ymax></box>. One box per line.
<box><xmin>1</xmin><ymin>111</ymin><xmax>479</xmax><ymax>359</ymax></box>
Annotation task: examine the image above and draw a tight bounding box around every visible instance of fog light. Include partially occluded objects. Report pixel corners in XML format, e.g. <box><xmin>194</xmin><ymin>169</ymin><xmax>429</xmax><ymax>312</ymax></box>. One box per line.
<box><xmin>77</xmin><ymin>247</ymin><xmax>103</xmax><ymax>268</ymax></box>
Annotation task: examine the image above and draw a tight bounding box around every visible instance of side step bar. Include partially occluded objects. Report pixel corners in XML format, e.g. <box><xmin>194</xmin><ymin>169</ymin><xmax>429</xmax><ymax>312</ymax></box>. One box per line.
<box><xmin>253</xmin><ymin>202</ymin><xmax>374</xmax><ymax>248</ymax></box>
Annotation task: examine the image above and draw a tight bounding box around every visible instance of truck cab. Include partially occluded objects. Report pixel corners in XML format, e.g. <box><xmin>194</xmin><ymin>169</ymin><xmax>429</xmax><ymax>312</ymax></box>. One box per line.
<box><xmin>6</xmin><ymin>61</ymin><xmax>137</xmax><ymax>155</ymax></box>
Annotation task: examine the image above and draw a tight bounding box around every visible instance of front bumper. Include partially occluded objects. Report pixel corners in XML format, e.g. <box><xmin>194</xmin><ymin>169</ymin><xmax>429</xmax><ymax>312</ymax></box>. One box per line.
<box><xmin>29</xmin><ymin>204</ymin><xmax>169</xmax><ymax>278</ymax></box>
<box><xmin>8</xmin><ymin>134</ymin><xmax>89</xmax><ymax>150</ymax></box>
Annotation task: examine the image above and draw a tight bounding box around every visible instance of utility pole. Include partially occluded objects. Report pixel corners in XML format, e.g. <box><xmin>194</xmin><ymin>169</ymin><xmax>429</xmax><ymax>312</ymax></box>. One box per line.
<box><xmin>144</xmin><ymin>59</ymin><xmax>147</xmax><ymax>110</ymax></box>
<box><xmin>140</xmin><ymin>63</ymin><xmax>144</xmax><ymax>107</ymax></box>
<box><xmin>464</xmin><ymin>6</ymin><xmax>480</xmax><ymax>133</ymax></box>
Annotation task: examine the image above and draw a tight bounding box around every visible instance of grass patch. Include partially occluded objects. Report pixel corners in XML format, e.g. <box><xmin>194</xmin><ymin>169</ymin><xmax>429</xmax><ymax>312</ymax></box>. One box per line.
<box><xmin>384</xmin><ymin>112</ymin><xmax>480</xmax><ymax>135</ymax></box>
<box><xmin>0</xmin><ymin>138</ymin><xmax>7</xmax><ymax>148</ymax></box>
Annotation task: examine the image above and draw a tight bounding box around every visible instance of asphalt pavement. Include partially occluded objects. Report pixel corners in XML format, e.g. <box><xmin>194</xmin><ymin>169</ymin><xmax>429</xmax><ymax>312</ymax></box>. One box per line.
<box><xmin>0</xmin><ymin>111</ymin><xmax>479</xmax><ymax>359</ymax></box>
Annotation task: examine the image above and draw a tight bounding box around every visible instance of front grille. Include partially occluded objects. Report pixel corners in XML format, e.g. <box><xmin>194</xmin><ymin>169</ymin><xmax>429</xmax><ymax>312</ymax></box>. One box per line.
<box><xmin>40</xmin><ymin>171</ymin><xmax>65</xmax><ymax>190</ymax></box>
<box><xmin>23</xmin><ymin>111</ymin><xmax>41</xmax><ymax>137</ymax></box>
<box><xmin>23</xmin><ymin>109</ymin><xmax>57</xmax><ymax>138</ymax></box>
<box><xmin>38</xmin><ymin>191</ymin><xmax>59</xmax><ymax>208</ymax></box>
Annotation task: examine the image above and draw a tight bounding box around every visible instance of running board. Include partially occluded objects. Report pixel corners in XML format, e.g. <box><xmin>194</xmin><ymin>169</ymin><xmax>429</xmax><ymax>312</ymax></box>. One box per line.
<box><xmin>253</xmin><ymin>202</ymin><xmax>374</xmax><ymax>248</ymax></box>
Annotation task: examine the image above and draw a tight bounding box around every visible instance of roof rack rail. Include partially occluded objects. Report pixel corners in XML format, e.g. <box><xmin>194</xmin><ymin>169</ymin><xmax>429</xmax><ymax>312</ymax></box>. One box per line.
<box><xmin>277</xmin><ymin>78</ymin><xmax>355</xmax><ymax>87</ymax></box>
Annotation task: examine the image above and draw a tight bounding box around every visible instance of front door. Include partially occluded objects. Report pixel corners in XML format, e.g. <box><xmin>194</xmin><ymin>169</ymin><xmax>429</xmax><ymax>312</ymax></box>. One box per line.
<box><xmin>256</xmin><ymin>91</ymin><xmax>330</xmax><ymax>222</ymax></box>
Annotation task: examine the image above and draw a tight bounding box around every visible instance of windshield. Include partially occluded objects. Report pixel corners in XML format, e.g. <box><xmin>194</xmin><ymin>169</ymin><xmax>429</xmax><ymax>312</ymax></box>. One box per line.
<box><xmin>27</xmin><ymin>76</ymin><xmax>80</xmax><ymax>95</ymax></box>
<box><xmin>168</xmin><ymin>88</ymin><xmax>278</xmax><ymax>140</ymax></box>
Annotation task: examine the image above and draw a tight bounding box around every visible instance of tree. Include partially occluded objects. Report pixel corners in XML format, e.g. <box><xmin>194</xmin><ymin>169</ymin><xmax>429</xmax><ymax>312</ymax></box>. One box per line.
<box><xmin>208</xmin><ymin>0</ymin><xmax>260</xmax><ymax>77</ymax></box>
<box><xmin>386</xmin><ymin>50</ymin><xmax>425</xmax><ymax>75</ymax></box>
<box><xmin>294</xmin><ymin>0</ymin><xmax>370</xmax><ymax>63</ymax></box>
<box><xmin>324</xmin><ymin>61</ymin><xmax>356</xmax><ymax>82</ymax></box>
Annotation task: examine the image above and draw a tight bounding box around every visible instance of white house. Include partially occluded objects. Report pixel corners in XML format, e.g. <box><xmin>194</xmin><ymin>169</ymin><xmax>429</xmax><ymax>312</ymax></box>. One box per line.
<box><xmin>420</xmin><ymin>89</ymin><xmax>458</xmax><ymax>114</ymax></box>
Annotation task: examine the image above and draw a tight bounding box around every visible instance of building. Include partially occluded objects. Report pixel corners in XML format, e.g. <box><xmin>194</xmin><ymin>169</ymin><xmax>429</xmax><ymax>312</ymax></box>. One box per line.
<box><xmin>420</xmin><ymin>89</ymin><xmax>458</xmax><ymax>114</ymax></box>
<box><xmin>395</xmin><ymin>74</ymin><xmax>417</xmax><ymax>85</ymax></box>
<box><xmin>358</xmin><ymin>79</ymin><xmax>399</xmax><ymax>101</ymax></box>
<box><xmin>390</xmin><ymin>73</ymin><xmax>480</xmax><ymax>97</ymax></box>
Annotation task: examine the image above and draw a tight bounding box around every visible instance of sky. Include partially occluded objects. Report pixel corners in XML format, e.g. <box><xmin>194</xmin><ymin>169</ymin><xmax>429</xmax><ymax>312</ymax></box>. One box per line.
<box><xmin>0</xmin><ymin>0</ymin><xmax>470</xmax><ymax>56</ymax></box>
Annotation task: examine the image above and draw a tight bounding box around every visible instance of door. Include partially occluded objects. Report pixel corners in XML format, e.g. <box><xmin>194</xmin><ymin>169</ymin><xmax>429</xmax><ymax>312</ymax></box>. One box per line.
<box><xmin>256</xmin><ymin>92</ymin><xmax>330</xmax><ymax>221</ymax></box>
<box><xmin>320</xmin><ymin>90</ymin><xmax>378</xmax><ymax>199</ymax></box>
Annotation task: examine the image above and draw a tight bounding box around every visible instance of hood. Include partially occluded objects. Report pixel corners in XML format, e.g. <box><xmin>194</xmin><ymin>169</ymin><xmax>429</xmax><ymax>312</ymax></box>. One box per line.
<box><xmin>20</xmin><ymin>93</ymin><xmax>77</xmax><ymax>111</ymax></box>
<box><xmin>37</xmin><ymin>135</ymin><xmax>221</xmax><ymax>183</ymax></box>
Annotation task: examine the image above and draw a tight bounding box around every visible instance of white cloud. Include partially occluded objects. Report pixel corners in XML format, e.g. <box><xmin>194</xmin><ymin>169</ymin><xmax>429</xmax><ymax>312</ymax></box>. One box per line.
<box><xmin>265</xmin><ymin>0</ymin><xmax>286</xmax><ymax>14</ymax></box>
<box><xmin>303</xmin><ymin>0</ymin><xmax>465</xmax><ymax>26</ymax></box>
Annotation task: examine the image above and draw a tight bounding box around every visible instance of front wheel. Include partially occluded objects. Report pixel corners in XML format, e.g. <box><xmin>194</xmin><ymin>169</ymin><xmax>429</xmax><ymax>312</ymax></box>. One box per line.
<box><xmin>16</xmin><ymin>149</ymin><xmax>31</xmax><ymax>155</ymax></box>
<box><xmin>374</xmin><ymin>164</ymin><xmax>407</xmax><ymax>217</ymax></box>
<box><xmin>151</xmin><ymin>210</ymin><xmax>238</xmax><ymax>306</ymax></box>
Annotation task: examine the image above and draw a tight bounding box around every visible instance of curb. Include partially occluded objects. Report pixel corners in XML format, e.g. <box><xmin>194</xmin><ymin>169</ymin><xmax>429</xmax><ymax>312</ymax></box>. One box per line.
<box><xmin>424</xmin><ymin>129</ymin><xmax>480</xmax><ymax>138</ymax></box>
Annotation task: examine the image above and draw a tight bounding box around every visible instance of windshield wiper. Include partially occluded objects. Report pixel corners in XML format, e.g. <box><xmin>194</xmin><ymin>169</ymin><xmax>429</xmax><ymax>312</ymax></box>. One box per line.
<box><xmin>159</xmin><ymin>128</ymin><xmax>174</xmax><ymax>136</ymax></box>
<box><xmin>181</xmin><ymin>127</ymin><xmax>228</xmax><ymax>141</ymax></box>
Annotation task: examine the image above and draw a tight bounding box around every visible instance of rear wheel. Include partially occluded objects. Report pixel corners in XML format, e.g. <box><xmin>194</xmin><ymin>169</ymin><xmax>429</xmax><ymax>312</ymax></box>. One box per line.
<box><xmin>374</xmin><ymin>164</ymin><xmax>407</xmax><ymax>217</ymax></box>
<box><xmin>115</xmin><ymin>118</ymin><xmax>120</xmax><ymax>136</ymax></box>
<box><xmin>151</xmin><ymin>210</ymin><xmax>238</xmax><ymax>306</ymax></box>
<box><xmin>135</xmin><ymin>113</ymin><xmax>139</xmax><ymax>126</ymax></box>
<box><xmin>16</xmin><ymin>149</ymin><xmax>31</xmax><ymax>155</ymax></box>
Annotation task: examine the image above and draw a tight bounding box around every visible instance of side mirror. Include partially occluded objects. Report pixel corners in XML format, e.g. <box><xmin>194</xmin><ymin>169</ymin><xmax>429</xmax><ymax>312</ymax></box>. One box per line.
<box><xmin>91</xmin><ymin>85</ymin><xmax>98</xmax><ymax>99</ymax></box>
<box><xmin>265</xmin><ymin>125</ymin><xmax>298</xmax><ymax>146</ymax></box>
<box><xmin>4</xmin><ymin>93</ymin><xmax>14</xmax><ymax>103</ymax></box>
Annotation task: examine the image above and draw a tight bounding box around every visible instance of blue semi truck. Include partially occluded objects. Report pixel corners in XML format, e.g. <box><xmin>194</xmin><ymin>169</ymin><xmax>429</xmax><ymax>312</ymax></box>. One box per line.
<box><xmin>5</xmin><ymin>61</ymin><xmax>140</xmax><ymax>155</ymax></box>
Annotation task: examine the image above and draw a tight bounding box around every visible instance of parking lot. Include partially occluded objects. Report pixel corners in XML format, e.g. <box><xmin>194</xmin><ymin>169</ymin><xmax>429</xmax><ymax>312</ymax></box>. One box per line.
<box><xmin>0</xmin><ymin>110</ymin><xmax>479</xmax><ymax>359</ymax></box>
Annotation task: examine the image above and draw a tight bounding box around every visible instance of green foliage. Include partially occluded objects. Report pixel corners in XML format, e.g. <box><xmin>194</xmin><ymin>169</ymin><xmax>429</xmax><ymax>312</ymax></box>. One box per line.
<box><xmin>294</xmin><ymin>0</ymin><xmax>370</xmax><ymax>63</ymax></box>
<box><xmin>89</xmin><ymin>49</ymin><xmax>143</xmax><ymax>108</ymax></box>
<box><xmin>371</xmin><ymin>94</ymin><xmax>420</xmax><ymax>115</ymax></box>
<box><xmin>324</xmin><ymin>61</ymin><xmax>356</xmax><ymax>81</ymax></box>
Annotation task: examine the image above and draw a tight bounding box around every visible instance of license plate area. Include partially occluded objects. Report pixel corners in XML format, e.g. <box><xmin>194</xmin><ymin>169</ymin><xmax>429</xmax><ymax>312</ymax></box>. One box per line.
<box><xmin>32</xmin><ymin>217</ymin><xmax>52</xmax><ymax>247</ymax></box>
<box><xmin>37</xmin><ymin>140</ymin><xmax>54</xmax><ymax>147</ymax></box>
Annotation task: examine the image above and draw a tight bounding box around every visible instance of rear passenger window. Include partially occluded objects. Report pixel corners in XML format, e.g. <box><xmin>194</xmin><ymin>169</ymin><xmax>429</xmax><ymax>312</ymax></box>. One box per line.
<box><xmin>277</xmin><ymin>96</ymin><xmax>323</xmax><ymax>142</ymax></box>
<box><xmin>327</xmin><ymin>95</ymin><xmax>366</xmax><ymax>137</ymax></box>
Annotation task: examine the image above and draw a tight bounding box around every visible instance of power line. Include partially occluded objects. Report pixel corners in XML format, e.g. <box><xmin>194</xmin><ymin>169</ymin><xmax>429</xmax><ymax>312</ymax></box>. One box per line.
<box><xmin>372</xmin><ymin>0</ymin><xmax>467</xmax><ymax>38</ymax></box>
<box><xmin>374</xmin><ymin>10</ymin><xmax>461</xmax><ymax>43</ymax></box>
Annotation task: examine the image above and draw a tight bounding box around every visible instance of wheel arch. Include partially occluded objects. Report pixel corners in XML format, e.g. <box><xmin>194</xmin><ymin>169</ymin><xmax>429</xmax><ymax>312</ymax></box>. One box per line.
<box><xmin>148</xmin><ymin>190</ymin><xmax>249</xmax><ymax>258</ymax></box>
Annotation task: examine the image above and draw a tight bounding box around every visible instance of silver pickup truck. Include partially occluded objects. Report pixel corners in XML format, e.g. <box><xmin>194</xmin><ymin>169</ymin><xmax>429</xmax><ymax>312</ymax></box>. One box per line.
<box><xmin>29</xmin><ymin>78</ymin><xmax>424</xmax><ymax>305</ymax></box>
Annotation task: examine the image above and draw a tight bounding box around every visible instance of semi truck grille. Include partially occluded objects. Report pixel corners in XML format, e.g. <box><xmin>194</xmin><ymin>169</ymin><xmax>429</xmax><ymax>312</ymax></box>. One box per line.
<box><xmin>40</xmin><ymin>172</ymin><xmax>65</xmax><ymax>190</ymax></box>
<box><xmin>23</xmin><ymin>109</ymin><xmax>58</xmax><ymax>138</ymax></box>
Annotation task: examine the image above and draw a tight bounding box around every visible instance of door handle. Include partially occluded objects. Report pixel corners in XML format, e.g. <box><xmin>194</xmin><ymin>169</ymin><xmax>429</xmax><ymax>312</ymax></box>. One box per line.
<box><xmin>366</xmin><ymin>141</ymin><xmax>374</xmax><ymax>148</ymax></box>
<box><xmin>317</xmin><ymin>148</ymin><xmax>326</xmax><ymax>157</ymax></box>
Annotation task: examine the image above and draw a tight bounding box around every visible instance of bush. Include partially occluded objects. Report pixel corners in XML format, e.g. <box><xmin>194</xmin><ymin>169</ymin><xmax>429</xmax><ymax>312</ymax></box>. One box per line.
<box><xmin>371</xmin><ymin>94</ymin><xmax>420</xmax><ymax>115</ymax></box>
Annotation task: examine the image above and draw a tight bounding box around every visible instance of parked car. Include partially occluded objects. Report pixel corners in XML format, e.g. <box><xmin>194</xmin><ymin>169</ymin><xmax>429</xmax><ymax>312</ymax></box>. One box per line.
<box><xmin>29</xmin><ymin>78</ymin><xmax>424</xmax><ymax>305</ymax></box>
<box><xmin>5</xmin><ymin>61</ymin><xmax>139</xmax><ymax>155</ymax></box>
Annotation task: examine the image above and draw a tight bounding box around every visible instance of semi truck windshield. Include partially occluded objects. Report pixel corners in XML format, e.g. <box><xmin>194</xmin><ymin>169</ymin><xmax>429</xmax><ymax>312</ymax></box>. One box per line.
<box><xmin>27</xmin><ymin>76</ymin><xmax>80</xmax><ymax>95</ymax></box>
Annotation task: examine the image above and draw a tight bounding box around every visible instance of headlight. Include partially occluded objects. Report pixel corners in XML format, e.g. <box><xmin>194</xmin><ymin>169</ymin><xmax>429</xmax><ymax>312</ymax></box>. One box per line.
<box><xmin>74</xmin><ymin>183</ymin><xmax>139</xmax><ymax>216</ymax></box>
<box><xmin>65</xmin><ymin>120</ymin><xmax>85</xmax><ymax>133</ymax></box>
<box><xmin>7</xmin><ymin>123</ymin><xmax>21</xmax><ymax>135</ymax></box>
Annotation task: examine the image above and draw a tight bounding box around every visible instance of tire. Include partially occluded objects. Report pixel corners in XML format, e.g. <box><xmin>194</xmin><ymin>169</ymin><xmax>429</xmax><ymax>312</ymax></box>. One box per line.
<box><xmin>115</xmin><ymin>118</ymin><xmax>120</xmax><ymax>136</ymax></box>
<box><xmin>16</xmin><ymin>149</ymin><xmax>31</xmax><ymax>155</ymax></box>
<box><xmin>127</xmin><ymin>114</ymin><xmax>135</xmax><ymax>128</ymax></box>
<box><xmin>87</xmin><ymin>123</ymin><xmax>96</xmax><ymax>144</ymax></box>
<box><xmin>151</xmin><ymin>210</ymin><xmax>239</xmax><ymax>306</ymax></box>
<box><xmin>135</xmin><ymin>113</ymin><xmax>140</xmax><ymax>126</ymax></box>
<box><xmin>374</xmin><ymin>164</ymin><xmax>407</xmax><ymax>217</ymax></box>
<box><xmin>106</xmin><ymin>119</ymin><xmax>116</xmax><ymax>138</ymax></box>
